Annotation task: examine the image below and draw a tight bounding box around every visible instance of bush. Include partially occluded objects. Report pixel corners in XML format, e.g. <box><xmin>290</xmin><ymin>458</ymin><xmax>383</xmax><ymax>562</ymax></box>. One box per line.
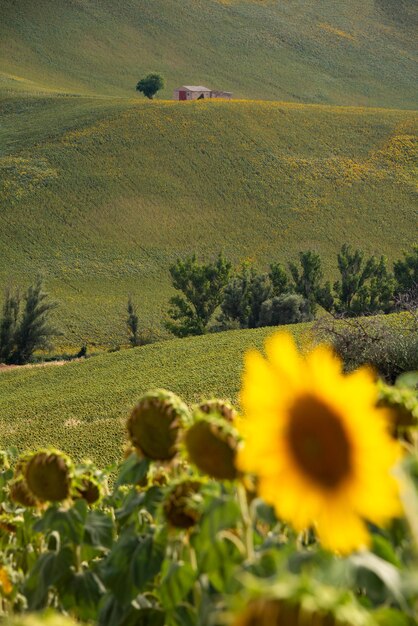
<box><xmin>259</xmin><ymin>293</ymin><xmax>312</xmax><ymax>327</ymax></box>
<box><xmin>314</xmin><ymin>311</ymin><xmax>418</xmax><ymax>382</ymax></box>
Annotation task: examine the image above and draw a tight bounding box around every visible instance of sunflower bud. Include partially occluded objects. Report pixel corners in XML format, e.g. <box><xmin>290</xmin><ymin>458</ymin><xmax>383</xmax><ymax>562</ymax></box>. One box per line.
<box><xmin>127</xmin><ymin>389</ymin><xmax>190</xmax><ymax>460</ymax></box>
<box><xmin>24</xmin><ymin>450</ymin><xmax>73</xmax><ymax>502</ymax></box>
<box><xmin>195</xmin><ymin>399</ymin><xmax>237</xmax><ymax>423</ymax></box>
<box><xmin>163</xmin><ymin>479</ymin><xmax>202</xmax><ymax>529</ymax></box>
<box><xmin>185</xmin><ymin>416</ymin><xmax>240</xmax><ymax>480</ymax></box>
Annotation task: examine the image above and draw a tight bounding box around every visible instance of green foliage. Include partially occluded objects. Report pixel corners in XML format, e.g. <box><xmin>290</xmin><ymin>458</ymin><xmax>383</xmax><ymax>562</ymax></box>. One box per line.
<box><xmin>394</xmin><ymin>246</ymin><xmax>418</xmax><ymax>298</ymax></box>
<box><xmin>259</xmin><ymin>293</ymin><xmax>312</xmax><ymax>327</ymax></box>
<box><xmin>219</xmin><ymin>264</ymin><xmax>273</xmax><ymax>329</ymax></box>
<box><xmin>0</xmin><ymin>288</ymin><xmax>20</xmax><ymax>363</ymax></box>
<box><xmin>136</xmin><ymin>74</ymin><xmax>165</xmax><ymax>100</ymax></box>
<box><xmin>289</xmin><ymin>251</ymin><xmax>323</xmax><ymax>317</ymax></box>
<box><xmin>166</xmin><ymin>254</ymin><xmax>231</xmax><ymax>337</ymax></box>
<box><xmin>319</xmin><ymin>246</ymin><xmax>396</xmax><ymax>316</ymax></box>
<box><xmin>269</xmin><ymin>262</ymin><xmax>290</xmax><ymax>297</ymax></box>
<box><xmin>0</xmin><ymin>278</ymin><xmax>57</xmax><ymax>365</ymax></box>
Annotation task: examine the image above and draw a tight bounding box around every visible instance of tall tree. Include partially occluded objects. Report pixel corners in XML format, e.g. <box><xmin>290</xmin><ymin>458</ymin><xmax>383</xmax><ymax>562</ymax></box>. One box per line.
<box><xmin>11</xmin><ymin>277</ymin><xmax>58</xmax><ymax>365</ymax></box>
<box><xmin>0</xmin><ymin>288</ymin><xmax>20</xmax><ymax>363</ymax></box>
<box><xmin>394</xmin><ymin>246</ymin><xmax>418</xmax><ymax>298</ymax></box>
<box><xmin>166</xmin><ymin>254</ymin><xmax>231</xmax><ymax>337</ymax></box>
<box><xmin>269</xmin><ymin>262</ymin><xmax>290</xmax><ymax>297</ymax></box>
<box><xmin>127</xmin><ymin>297</ymin><xmax>140</xmax><ymax>347</ymax></box>
<box><xmin>289</xmin><ymin>251</ymin><xmax>323</xmax><ymax>317</ymax></box>
<box><xmin>333</xmin><ymin>244</ymin><xmax>377</xmax><ymax>314</ymax></box>
<box><xmin>219</xmin><ymin>264</ymin><xmax>272</xmax><ymax>329</ymax></box>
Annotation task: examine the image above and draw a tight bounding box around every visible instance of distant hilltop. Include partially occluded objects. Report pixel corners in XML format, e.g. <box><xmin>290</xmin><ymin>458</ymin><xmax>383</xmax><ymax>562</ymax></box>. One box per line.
<box><xmin>173</xmin><ymin>86</ymin><xmax>232</xmax><ymax>101</ymax></box>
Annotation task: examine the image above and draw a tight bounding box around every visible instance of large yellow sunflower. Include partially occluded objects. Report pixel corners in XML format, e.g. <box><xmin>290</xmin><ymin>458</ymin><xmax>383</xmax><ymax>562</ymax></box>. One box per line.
<box><xmin>237</xmin><ymin>332</ymin><xmax>402</xmax><ymax>554</ymax></box>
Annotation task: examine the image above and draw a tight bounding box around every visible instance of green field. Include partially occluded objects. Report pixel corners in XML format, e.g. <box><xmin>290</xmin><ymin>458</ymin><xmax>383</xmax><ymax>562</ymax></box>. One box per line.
<box><xmin>1</xmin><ymin>97</ymin><xmax>416</xmax><ymax>347</ymax></box>
<box><xmin>0</xmin><ymin>323</ymin><xmax>312</xmax><ymax>466</ymax></box>
<box><xmin>1</xmin><ymin>0</ymin><xmax>417</xmax><ymax>107</ymax></box>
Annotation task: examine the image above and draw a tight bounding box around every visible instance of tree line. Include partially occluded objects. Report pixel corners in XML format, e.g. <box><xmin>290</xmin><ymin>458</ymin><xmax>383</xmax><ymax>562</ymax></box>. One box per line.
<box><xmin>1</xmin><ymin>245</ymin><xmax>416</xmax><ymax>362</ymax></box>
<box><xmin>163</xmin><ymin>245</ymin><xmax>418</xmax><ymax>338</ymax></box>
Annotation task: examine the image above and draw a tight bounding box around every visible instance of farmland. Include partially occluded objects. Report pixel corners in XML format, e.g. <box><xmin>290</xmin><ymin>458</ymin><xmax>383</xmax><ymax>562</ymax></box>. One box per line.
<box><xmin>0</xmin><ymin>322</ymin><xmax>312</xmax><ymax>466</ymax></box>
<box><xmin>1</xmin><ymin>97</ymin><xmax>417</xmax><ymax>348</ymax></box>
<box><xmin>1</xmin><ymin>0</ymin><xmax>417</xmax><ymax>107</ymax></box>
<box><xmin>1</xmin><ymin>1</ymin><xmax>418</xmax><ymax>623</ymax></box>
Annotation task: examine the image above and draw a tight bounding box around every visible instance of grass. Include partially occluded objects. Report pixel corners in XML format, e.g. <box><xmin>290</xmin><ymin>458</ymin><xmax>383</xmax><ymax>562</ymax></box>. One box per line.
<box><xmin>0</xmin><ymin>322</ymin><xmax>312</xmax><ymax>467</ymax></box>
<box><xmin>0</xmin><ymin>96</ymin><xmax>416</xmax><ymax>348</ymax></box>
<box><xmin>1</xmin><ymin>0</ymin><xmax>417</xmax><ymax>108</ymax></box>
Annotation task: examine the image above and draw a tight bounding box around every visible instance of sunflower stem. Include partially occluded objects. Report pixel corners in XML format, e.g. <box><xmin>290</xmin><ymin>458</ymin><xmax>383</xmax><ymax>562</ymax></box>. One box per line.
<box><xmin>237</xmin><ymin>482</ymin><xmax>254</xmax><ymax>561</ymax></box>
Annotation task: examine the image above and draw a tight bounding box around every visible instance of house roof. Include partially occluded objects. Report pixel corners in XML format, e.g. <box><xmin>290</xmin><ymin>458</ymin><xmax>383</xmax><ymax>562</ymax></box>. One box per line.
<box><xmin>177</xmin><ymin>85</ymin><xmax>211</xmax><ymax>91</ymax></box>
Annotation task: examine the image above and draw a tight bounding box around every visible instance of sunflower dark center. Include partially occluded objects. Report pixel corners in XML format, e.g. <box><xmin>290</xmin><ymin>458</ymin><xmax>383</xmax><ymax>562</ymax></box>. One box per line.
<box><xmin>287</xmin><ymin>394</ymin><xmax>352</xmax><ymax>489</ymax></box>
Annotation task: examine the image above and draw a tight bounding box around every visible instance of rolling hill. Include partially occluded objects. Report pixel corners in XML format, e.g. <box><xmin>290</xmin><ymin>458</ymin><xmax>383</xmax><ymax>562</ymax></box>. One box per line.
<box><xmin>0</xmin><ymin>322</ymin><xmax>312</xmax><ymax>466</ymax></box>
<box><xmin>1</xmin><ymin>0</ymin><xmax>417</xmax><ymax>108</ymax></box>
<box><xmin>1</xmin><ymin>96</ymin><xmax>417</xmax><ymax>347</ymax></box>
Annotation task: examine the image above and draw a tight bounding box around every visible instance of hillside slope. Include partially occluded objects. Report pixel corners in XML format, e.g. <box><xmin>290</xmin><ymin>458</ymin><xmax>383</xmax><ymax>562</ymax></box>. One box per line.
<box><xmin>0</xmin><ymin>323</ymin><xmax>311</xmax><ymax>465</ymax></box>
<box><xmin>1</xmin><ymin>0</ymin><xmax>417</xmax><ymax>108</ymax></box>
<box><xmin>1</xmin><ymin>97</ymin><xmax>416</xmax><ymax>347</ymax></box>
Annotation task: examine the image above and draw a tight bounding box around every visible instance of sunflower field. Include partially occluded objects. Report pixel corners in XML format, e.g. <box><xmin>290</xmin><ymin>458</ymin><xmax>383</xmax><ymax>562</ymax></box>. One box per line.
<box><xmin>0</xmin><ymin>332</ymin><xmax>417</xmax><ymax>626</ymax></box>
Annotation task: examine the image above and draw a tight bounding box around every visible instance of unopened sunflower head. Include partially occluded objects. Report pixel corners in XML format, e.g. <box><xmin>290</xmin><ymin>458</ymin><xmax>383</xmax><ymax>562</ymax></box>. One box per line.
<box><xmin>127</xmin><ymin>389</ymin><xmax>191</xmax><ymax>461</ymax></box>
<box><xmin>377</xmin><ymin>380</ymin><xmax>418</xmax><ymax>437</ymax></box>
<box><xmin>185</xmin><ymin>414</ymin><xmax>240</xmax><ymax>480</ymax></box>
<box><xmin>194</xmin><ymin>398</ymin><xmax>237</xmax><ymax>423</ymax></box>
<box><xmin>163</xmin><ymin>478</ymin><xmax>203</xmax><ymax>529</ymax></box>
<box><xmin>24</xmin><ymin>449</ymin><xmax>73</xmax><ymax>503</ymax></box>
<box><xmin>9</xmin><ymin>477</ymin><xmax>39</xmax><ymax>508</ymax></box>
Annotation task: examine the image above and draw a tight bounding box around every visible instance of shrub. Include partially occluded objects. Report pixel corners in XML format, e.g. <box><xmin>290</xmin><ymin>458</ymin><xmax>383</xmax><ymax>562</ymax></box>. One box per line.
<box><xmin>314</xmin><ymin>311</ymin><xmax>418</xmax><ymax>382</ymax></box>
<box><xmin>259</xmin><ymin>293</ymin><xmax>312</xmax><ymax>327</ymax></box>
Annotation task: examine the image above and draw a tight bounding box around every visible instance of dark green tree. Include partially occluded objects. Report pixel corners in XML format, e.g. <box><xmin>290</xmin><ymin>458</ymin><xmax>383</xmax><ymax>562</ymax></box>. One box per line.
<box><xmin>0</xmin><ymin>288</ymin><xmax>20</xmax><ymax>363</ymax></box>
<box><xmin>165</xmin><ymin>253</ymin><xmax>231</xmax><ymax>337</ymax></box>
<box><xmin>289</xmin><ymin>251</ymin><xmax>323</xmax><ymax>317</ymax></box>
<box><xmin>352</xmin><ymin>256</ymin><xmax>395</xmax><ymax>314</ymax></box>
<box><xmin>136</xmin><ymin>73</ymin><xmax>165</xmax><ymax>99</ymax></box>
<box><xmin>127</xmin><ymin>297</ymin><xmax>140</xmax><ymax>347</ymax></box>
<box><xmin>333</xmin><ymin>244</ymin><xmax>377</xmax><ymax>314</ymax></box>
<box><xmin>4</xmin><ymin>277</ymin><xmax>58</xmax><ymax>365</ymax></box>
<box><xmin>269</xmin><ymin>262</ymin><xmax>290</xmax><ymax>297</ymax></box>
<box><xmin>394</xmin><ymin>246</ymin><xmax>418</xmax><ymax>298</ymax></box>
<box><xmin>219</xmin><ymin>264</ymin><xmax>272</xmax><ymax>329</ymax></box>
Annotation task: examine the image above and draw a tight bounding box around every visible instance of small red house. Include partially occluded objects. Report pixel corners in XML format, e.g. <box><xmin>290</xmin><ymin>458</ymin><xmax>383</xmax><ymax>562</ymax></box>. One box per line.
<box><xmin>173</xmin><ymin>85</ymin><xmax>232</xmax><ymax>101</ymax></box>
